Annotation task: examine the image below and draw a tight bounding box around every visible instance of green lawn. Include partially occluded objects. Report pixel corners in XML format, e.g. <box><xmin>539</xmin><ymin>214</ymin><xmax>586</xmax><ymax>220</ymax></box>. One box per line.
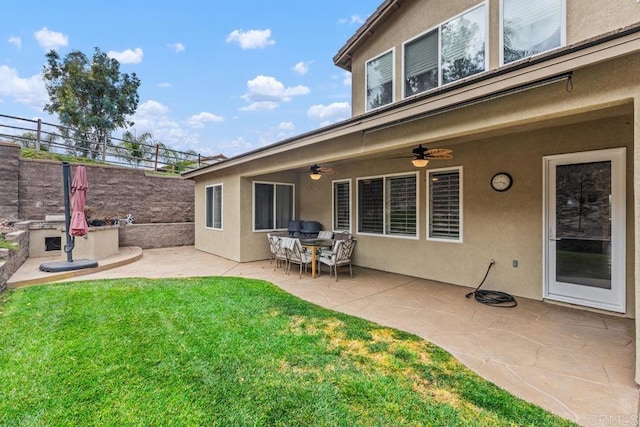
<box><xmin>0</xmin><ymin>277</ymin><xmax>575</xmax><ymax>426</ymax></box>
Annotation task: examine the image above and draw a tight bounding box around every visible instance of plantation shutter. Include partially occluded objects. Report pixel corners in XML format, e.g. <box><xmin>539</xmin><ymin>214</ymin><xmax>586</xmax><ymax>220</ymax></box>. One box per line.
<box><xmin>441</xmin><ymin>5</ymin><xmax>486</xmax><ymax>83</ymax></box>
<box><xmin>358</xmin><ymin>178</ymin><xmax>384</xmax><ymax>234</ymax></box>
<box><xmin>333</xmin><ymin>181</ymin><xmax>351</xmax><ymax>231</ymax></box>
<box><xmin>405</xmin><ymin>30</ymin><xmax>438</xmax><ymax>86</ymax></box>
<box><xmin>503</xmin><ymin>0</ymin><xmax>562</xmax><ymax>62</ymax></box>
<box><xmin>429</xmin><ymin>171</ymin><xmax>460</xmax><ymax>239</ymax></box>
<box><xmin>386</xmin><ymin>175</ymin><xmax>417</xmax><ymax>236</ymax></box>
<box><xmin>367</xmin><ymin>52</ymin><xmax>393</xmax><ymax>91</ymax></box>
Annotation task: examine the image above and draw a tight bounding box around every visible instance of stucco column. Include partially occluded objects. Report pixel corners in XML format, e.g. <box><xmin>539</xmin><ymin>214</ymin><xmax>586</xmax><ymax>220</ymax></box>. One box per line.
<box><xmin>635</xmin><ymin>96</ymin><xmax>640</xmax><ymax>385</ymax></box>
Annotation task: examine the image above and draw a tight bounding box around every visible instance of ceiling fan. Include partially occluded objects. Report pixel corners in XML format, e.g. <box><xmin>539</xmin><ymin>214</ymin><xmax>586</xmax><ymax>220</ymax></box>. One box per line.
<box><xmin>308</xmin><ymin>164</ymin><xmax>336</xmax><ymax>180</ymax></box>
<box><xmin>405</xmin><ymin>144</ymin><xmax>453</xmax><ymax>167</ymax></box>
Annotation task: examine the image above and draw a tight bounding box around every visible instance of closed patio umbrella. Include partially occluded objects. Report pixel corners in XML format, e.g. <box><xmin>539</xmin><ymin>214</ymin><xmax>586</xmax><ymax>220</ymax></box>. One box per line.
<box><xmin>70</xmin><ymin>165</ymin><xmax>88</xmax><ymax>237</ymax></box>
<box><xmin>39</xmin><ymin>162</ymin><xmax>98</xmax><ymax>272</ymax></box>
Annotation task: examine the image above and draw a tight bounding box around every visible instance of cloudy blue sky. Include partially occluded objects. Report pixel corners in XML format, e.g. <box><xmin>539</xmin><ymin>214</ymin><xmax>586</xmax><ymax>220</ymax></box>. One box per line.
<box><xmin>0</xmin><ymin>1</ymin><xmax>381</xmax><ymax>157</ymax></box>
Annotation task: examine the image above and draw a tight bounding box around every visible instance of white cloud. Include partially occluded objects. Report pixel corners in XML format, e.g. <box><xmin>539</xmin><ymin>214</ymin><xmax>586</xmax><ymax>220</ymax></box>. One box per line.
<box><xmin>239</xmin><ymin>101</ymin><xmax>279</xmax><ymax>112</ymax></box>
<box><xmin>338</xmin><ymin>15</ymin><xmax>364</xmax><ymax>25</ymax></box>
<box><xmin>215</xmin><ymin>136</ymin><xmax>256</xmax><ymax>155</ymax></box>
<box><xmin>225</xmin><ymin>29</ymin><xmax>275</xmax><ymax>49</ymax></box>
<box><xmin>167</xmin><ymin>42</ymin><xmax>185</xmax><ymax>53</ymax></box>
<box><xmin>135</xmin><ymin>100</ymin><xmax>169</xmax><ymax>117</ymax></box>
<box><xmin>130</xmin><ymin>100</ymin><xmax>200</xmax><ymax>150</ymax></box>
<box><xmin>187</xmin><ymin>112</ymin><xmax>224</xmax><ymax>128</ymax></box>
<box><xmin>157</xmin><ymin>82</ymin><xmax>171</xmax><ymax>88</ymax></box>
<box><xmin>107</xmin><ymin>48</ymin><xmax>143</xmax><ymax>64</ymax></box>
<box><xmin>34</xmin><ymin>27</ymin><xmax>68</xmax><ymax>51</ymax></box>
<box><xmin>277</xmin><ymin>122</ymin><xmax>294</xmax><ymax>131</ymax></box>
<box><xmin>292</xmin><ymin>61</ymin><xmax>311</xmax><ymax>75</ymax></box>
<box><xmin>8</xmin><ymin>36</ymin><xmax>21</xmax><ymax>50</ymax></box>
<box><xmin>0</xmin><ymin>65</ymin><xmax>47</xmax><ymax>108</ymax></box>
<box><xmin>342</xmin><ymin>71</ymin><xmax>351</xmax><ymax>86</ymax></box>
<box><xmin>307</xmin><ymin>102</ymin><xmax>351</xmax><ymax>121</ymax></box>
<box><xmin>241</xmin><ymin>75</ymin><xmax>310</xmax><ymax>110</ymax></box>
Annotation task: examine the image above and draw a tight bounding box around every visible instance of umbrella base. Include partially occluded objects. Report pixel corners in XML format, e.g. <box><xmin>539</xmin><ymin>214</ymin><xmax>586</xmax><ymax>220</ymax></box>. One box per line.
<box><xmin>39</xmin><ymin>259</ymin><xmax>99</xmax><ymax>273</ymax></box>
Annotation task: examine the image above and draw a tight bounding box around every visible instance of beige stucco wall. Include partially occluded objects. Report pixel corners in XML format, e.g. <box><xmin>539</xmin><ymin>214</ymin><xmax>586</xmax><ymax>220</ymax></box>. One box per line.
<box><xmin>296</xmin><ymin>115</ymin><xmax>634</xmax><ymax>315</ymax></box>
<box><xmin>194</xmin><ymin>172</ymin><xmax>242</xmax><ymax>262</ymax></box>
<box><xmin>350</xmin><ymin>0</ymin><xmax>640</xmax><ymax>115</ymax></box>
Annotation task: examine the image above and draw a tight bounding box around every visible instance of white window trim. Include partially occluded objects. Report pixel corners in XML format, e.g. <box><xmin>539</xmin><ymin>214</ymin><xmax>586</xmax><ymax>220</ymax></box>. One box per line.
<box><xmin>499</xmin><ymin>0</ymin><xmax>566</xmax><ymax>66</ymax></box>
<box><xmin>332</xmin><ymin>178</ymin><xmax>352</xmax><ymax>233</ymax></box>
<box><xmin>356</xmin><ymin>171</ymin><xmax>419</xmax><ymax>240</ymax></box>
<box><xmin>205</xmin><ymin>183</ymin><xmax>223</xmax><ymax>231</ymax></box>
<box><xmin>401</xmin><ymin>3</ymin><xmax>489</xmax><ymax>97</ymax></box>
<box><xmin>364</xmin><ymin>47</ymin><xmax>396</xmax><ymax>112</ymax></box>
<box><xmin>426</xmin><ymin>166</ymin><xmax>463</xmax><ymax>243</ymax></box>
<box><xmin>252</xmin><ymin>181</ymin><xmax>296</xmax><ymax>233</ymax></box>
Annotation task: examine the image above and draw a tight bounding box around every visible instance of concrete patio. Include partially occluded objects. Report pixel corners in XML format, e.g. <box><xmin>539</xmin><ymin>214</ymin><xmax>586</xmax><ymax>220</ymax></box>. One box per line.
<box><xmin>8</xmin><ymin>246</ymin><xmax>638</xmax><ymax>425</ymax></box>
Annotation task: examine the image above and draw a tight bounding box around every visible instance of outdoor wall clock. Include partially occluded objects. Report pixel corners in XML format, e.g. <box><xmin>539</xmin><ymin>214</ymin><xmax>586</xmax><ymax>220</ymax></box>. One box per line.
<box><xmin>490</xmin><ymin>172</ymin><xmax>513</xmax><ymax>192</ymax></box>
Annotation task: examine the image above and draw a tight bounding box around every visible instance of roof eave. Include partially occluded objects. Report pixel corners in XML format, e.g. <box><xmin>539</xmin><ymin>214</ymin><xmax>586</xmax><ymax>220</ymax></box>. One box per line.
<box><xmin>333</xmin><ymin>0</ymin><xmax>404</xmax><ymax>71</ymax></box>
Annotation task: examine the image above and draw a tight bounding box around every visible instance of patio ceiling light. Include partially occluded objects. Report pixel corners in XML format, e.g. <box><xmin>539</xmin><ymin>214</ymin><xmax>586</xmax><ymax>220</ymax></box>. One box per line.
<box><xmin>310</xmin><ymin>172</ymin><xmax>322</xmax><ymax>180</ymax></box>
<box><xmin>411</xmin><ymin>158</ymin><xmax>429</xmax><ymax>168</ymax></box>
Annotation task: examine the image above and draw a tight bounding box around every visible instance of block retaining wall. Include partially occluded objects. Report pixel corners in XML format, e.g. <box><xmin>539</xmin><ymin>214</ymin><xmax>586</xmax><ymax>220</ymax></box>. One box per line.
<box><xmin>118</xmin><ymin>223</ymin><xmax>195</xmax><ymax>249</ymax></box>
<box><xmin>0</xmin><ymin>227</ymin><xmax>29</xmax><ymax>293</ymax></box>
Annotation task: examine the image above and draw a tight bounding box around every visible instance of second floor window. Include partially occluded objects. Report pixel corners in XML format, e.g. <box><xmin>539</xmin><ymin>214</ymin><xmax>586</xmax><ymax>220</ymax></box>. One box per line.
<box><xmin>441</xmin><ymin>5</ymin><xmax>487</xmax><ymax>85</ymax></box>
<box><xmin>366</xmin><ymin>50</ymin><xmax>393</xmax><ymax>111</ymax></box>
<box><xmin>403</xmin><ymin>4</ymin><xmax>487</xmax><ymax>98</ymax></box>
<box><xmin>502</xmin><ymin>0</ymin><xmax>564</xmax><ymax>64</ymax></box>
<box><xmin>404</xmin><ymin>30</ymin><xmax>438</xmax><ymax>97</ymax></box>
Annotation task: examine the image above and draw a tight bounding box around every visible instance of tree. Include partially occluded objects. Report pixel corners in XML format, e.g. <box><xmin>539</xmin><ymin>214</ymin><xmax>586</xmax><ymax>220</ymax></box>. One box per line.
<box><xmin>113</xmin><ymin>131</ymin><xmax>154</xmax><ymax>167</ymax></box>
<box><xmin>9</xmin><ymin>131</ymin><xmax>56</xmax><ymax>151</ymax></box>
<box><xmin>42</xmin><ymin>47</ymin><xmax>141</xmax><ymax>159</ymax></box>
<box><xmin>157</xmin><ymin>142</ymin><xmax>199</xmax><ymax>172</ymax></box>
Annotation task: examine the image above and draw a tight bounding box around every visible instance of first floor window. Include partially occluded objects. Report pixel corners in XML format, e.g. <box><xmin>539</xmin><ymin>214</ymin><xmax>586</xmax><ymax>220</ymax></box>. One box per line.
<box><xmin>254</xmin><ymin>182</ymin><xmax>294</xmax><ymax>231</ymax></box>
<box><xmin>428</xmin><ymin>168</ymin><xmax>462</xmax><ymax>241</ymax></box>
<box><xmin>358</xmin><ymin>173</ymin><xmax>417</xmax><ymax>237</ymax></box>
<box><xmin>333</xmin><ymin>180</ymin><xmax>351</xmax><ymax>231</ymax></box>
<box><xmin>502</xmin><ymin>0</ymin><xmax>563</xmax><ymax>64</ymax></box>
<box><xmin>366</xmin><ymin>50</ymin><xmax>394</xmax><ymax>111</ymax></box>
<box><xmin>205</xmin><ymin>184</ymin><xmax>222</xmax><ymax>230</ymax></box>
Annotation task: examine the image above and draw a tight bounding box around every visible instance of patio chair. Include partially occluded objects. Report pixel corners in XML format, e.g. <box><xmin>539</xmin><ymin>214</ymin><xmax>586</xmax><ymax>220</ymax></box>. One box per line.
<box><xmin>270</xmin><ymin>235</ymin><xmax>289</xmax><ymax>271</ymax></box>
<box><xmin>317</xmin><ymin>230</ymin><xmax>334</xmax><ymax>239</ymax></box>
<box><xmin>285</xmin><ymin>238</ymin><xmax>313</xmax><ymax>278</ymax></box>
<box><xmin>320</xmin><ymin>230</ymin><xmax>351</xmax><ymax>257</ymax></box>
<box><xmin>318</xmin><ymin>238</ymin><xmax>357</xmax><ymax>281</ymax></box>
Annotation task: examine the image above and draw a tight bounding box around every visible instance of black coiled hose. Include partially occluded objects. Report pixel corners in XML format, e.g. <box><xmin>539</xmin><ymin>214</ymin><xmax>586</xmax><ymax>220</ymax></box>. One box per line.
<box><xmin>465</xmin><ymin>262</ymin><xmax>517</xmax><ymax>308</ymax></box>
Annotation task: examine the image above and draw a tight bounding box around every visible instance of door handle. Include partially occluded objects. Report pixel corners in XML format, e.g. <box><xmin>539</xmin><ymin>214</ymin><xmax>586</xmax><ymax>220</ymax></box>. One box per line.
<box><xmin>549</xmin><ymin>237</ymin><xmax>563</xmax><ymax>241</ymax></box>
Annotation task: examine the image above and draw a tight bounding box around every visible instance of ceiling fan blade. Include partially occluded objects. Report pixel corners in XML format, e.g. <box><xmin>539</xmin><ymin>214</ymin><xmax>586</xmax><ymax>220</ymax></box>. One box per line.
<box><xmin>426</xmin><ymin>153</ymin><xmax>454</xmax><ymax>159</ymax></box>
<box><xmin>424</xmin><ymin>148</ymin><xmax>453</xmax><ymax>156</ymax></box>
<box><xmin>318</xmin><ymin>167</ymin><xmax>337</xmax><ymax>174</ymax></box>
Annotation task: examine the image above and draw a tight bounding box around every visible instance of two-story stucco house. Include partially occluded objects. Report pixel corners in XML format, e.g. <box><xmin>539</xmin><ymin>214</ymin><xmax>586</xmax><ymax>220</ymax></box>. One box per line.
<box><xmin>184</xmin><ymin>0</ymin><xmax>640</xmax><ymax>383</ymax></box>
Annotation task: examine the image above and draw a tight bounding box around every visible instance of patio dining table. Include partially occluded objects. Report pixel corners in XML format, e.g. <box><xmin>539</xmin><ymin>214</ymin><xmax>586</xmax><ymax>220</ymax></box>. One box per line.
<box><xmin>299</xmin><ymin>238</ymin><xmax>334</xmax><ymax>278</ymax></box>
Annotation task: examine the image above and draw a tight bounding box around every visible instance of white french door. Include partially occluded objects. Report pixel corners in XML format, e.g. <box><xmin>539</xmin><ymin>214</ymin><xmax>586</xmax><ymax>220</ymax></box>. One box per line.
<box><xmin>544</xmin><ymin>148</ymin><xmax>626</xmax><ymax>313</ymax></box>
